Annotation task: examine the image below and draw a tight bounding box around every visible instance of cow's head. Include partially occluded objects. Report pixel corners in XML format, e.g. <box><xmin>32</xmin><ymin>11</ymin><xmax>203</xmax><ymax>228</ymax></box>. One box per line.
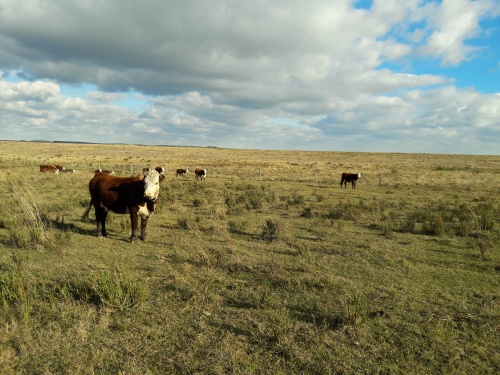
<box><xmin>357</xmin><ymin>173</ymin><xmax>362</xmax><ymax>178</ymax></box>
<box><xmin>143</xmin><ymin>169</ymin><xmax>163</xmax><ymax>201</ymax></box>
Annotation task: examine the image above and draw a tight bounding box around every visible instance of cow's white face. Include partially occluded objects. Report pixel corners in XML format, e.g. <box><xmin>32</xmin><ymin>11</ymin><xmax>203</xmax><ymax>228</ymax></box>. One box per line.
<box><xmin>143</xmin><ymin>169</ymin><xmax>161</xmax><ymax>201</ymax></box>
<box><xmin>357</xmin><ymin>173</ymin><xmax>361</xmax><ymax>178</ymax></box>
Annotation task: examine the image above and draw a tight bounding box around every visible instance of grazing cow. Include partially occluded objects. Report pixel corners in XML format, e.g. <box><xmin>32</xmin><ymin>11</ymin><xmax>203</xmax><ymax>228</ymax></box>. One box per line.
<box><xmin>39</xmin><ymin>165</ymin><xmax>59</xmax><ymax>174</ymax></box>
<box><xmin>54</xmin><ymin>165</ymin><xmax>65</xmax><ymax>172</ymax></box>
<box><xmin>85</xmin><ymin>168</ymin><xmax>165</xmax><ymax>242</ymax></box>
<box><xmin>194</xmin><ymin>168</ymin><xmax>207</xmax><ymax>182</ymax></box>
<box><xmin>340</xmin><ymin>172</ymin><xmax>361</xmax><ymax>189</ymax></box>
<box><xmin>176</xmin><ymin>168</ymin><xmax>189</xmax><ymax>177</ymax></box>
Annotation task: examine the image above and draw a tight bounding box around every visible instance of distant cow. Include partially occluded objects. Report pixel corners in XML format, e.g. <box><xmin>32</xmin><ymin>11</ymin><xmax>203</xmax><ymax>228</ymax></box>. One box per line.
<box><xmin>194</xmin><ymin>168</ymin><xmax>207</xmax><ymax>182</ymax></box>
<box><xmin>84</xmin><ymin>168</ymin><xmax>165</xmax><ymax>242</ymax></box>
<box><xmin>54</xmin><ymin>165</ymin><xmax>65</xmax><ymax>172</ymax></box>
<box><xmin>39</xmin><ymin>165</ymin><xmax>59</xmax><ymax>174</ymax></box>
<box><xmin>94</xmin><ymin>168</ymin><xmax>115</xmax><ymax>175</ymax></box>
<box><xmin>176</xmin><ymin>168</ymin><xmax>189</xmax><ymax>177</ymax></box>
<box><xmin>340</xmin><ymin>172</ymin><xmax>361</xmax><ymax>189</ymax></box>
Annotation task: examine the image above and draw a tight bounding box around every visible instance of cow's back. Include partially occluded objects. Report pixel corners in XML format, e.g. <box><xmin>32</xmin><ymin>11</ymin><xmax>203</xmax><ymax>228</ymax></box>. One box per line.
<box><xmin>90</xmin><ymin>174</ymin><xmax>144</xmax><ymax>214</ymax></box>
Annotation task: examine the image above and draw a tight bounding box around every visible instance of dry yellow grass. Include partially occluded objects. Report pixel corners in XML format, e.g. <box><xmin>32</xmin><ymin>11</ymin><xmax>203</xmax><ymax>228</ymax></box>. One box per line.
<box><xmin>0</xmin><ymin>140</ymin><xmax>499</xmax><ymax>374</ymax></box>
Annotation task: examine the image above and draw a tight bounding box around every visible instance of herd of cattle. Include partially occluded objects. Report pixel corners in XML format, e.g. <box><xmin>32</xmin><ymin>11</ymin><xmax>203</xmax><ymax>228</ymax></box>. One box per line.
<box><xmin>39</xmin><ymin>163</ymin><xmax>361</xmax><ymax>242</ymax></box>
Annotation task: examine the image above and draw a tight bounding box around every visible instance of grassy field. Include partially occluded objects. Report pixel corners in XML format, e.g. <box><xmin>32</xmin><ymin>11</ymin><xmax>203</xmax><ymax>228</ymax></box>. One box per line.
<box><xmin>0</xmin><ymin>140</ymin><xmax>499</xmax><ymax>374</ymax></box>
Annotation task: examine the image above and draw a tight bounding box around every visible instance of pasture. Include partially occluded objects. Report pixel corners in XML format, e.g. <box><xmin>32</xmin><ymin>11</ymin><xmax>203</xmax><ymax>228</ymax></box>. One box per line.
<box><xmin>0</xmin><ymin>141</ymin><xmax>499</xmax><ymax>374</ymax></box>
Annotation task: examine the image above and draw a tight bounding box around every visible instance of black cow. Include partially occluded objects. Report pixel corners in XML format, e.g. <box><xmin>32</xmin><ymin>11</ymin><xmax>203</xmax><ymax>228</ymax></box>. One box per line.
<box><xmin>340</xmin><ymin>172</ymin><xmax>361</xmax><ymax>189</ymax></box>
<box><xmin>194</xmin><ymin>168</ymin><xmax>207</xmax><ymax>182</ymax></box>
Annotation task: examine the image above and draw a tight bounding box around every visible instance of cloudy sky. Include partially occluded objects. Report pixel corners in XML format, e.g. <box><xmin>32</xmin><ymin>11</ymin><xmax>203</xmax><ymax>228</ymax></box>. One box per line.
<box><xmin>0</xmin><ymin>0</ymin><xmax>499</xmax><ymax>154</ymax></box>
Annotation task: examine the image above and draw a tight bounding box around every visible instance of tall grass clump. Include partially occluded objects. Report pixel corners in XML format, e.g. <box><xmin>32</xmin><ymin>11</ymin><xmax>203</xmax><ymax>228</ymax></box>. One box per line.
<box><xmin>422</xmin><ymin>213</ymin><xmax>446</xmax><ymax>236</ymax></box>
<box><xmin>60</xmin><ymin>271</ymin><xmax>146</xmax><ymax>311</ymax></box>
<box><xmin>6</xmin><ymin>183</ymin><xmax>51</xmax><ymax>248</ymax></box>
<box><xmin>467</xmin><ymin>232</ymin><xmax>498</xmax><ymax>261</ymax></box>
<box><xmin>261</xmin><ymin>218</ymin><xmax>284</xmax><ymax>242</ymax></box>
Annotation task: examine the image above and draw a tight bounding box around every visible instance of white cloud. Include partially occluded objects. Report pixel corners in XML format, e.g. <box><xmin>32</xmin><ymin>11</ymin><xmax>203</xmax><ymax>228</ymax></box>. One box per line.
<box><xmin>419</xmin><ymin>0</ymin><xmax>496</xmax><ymax>65</ymax></box>
<box><xmin>0</xmin><ymin>1</ymin><xmax>498</xmax><ymax>154</ymax></box>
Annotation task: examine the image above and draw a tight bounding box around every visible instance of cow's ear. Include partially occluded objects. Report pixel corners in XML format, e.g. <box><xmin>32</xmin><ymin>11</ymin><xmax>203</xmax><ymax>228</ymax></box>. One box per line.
<box><xmin>159</xmin><ymin>174</ymin><xmax>166</xmax><ymax>182</ymax></box>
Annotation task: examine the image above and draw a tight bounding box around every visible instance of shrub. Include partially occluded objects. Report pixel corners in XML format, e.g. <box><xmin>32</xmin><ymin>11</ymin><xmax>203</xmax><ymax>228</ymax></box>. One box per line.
<box><xmin>467</xmin><ymin>232</ymin><xmax>497</xmax><ymax>261</ymax></box>
<box><xmin>261</xmin><ymin>218</ymin><xmax>284</xmax><ymax>242</ymax></box>
<box><xmin>423</xmin><ymin>214</ymin><xmax>445</xmax><ymax>236</ymax></box>
<box><xmin>400</xmin><ymin>212</ymin><xmax>419</xmax><ymax>233</ymax></box>
<box><xmin>301</xmin><ymin>207</ymin><xmax>313</xmax><ymax>218</ymax></box>
<box><xmin>244</xmin><ymin>190</ymin><xmax>264</xmax><ymax>210</ymax></box>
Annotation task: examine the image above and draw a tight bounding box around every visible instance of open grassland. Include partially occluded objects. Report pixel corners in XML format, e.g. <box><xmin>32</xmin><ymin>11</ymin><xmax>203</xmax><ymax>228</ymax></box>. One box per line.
<box><xmin>0</xmin><ymin>141</ymin><xmax>499</xmax><ymax>374</ymax></box>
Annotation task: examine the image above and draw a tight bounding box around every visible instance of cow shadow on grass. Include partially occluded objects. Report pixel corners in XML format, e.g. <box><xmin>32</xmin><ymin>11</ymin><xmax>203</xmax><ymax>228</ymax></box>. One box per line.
<box><xmin>50</xmin><ymin>218</ymin><xmax>96</xmax><ymax>237</ymax></box>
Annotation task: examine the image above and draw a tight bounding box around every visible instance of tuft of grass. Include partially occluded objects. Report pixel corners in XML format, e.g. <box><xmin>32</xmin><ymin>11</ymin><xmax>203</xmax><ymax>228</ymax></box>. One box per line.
<box><xmin>300</xmin><ymin>206</ymin><xmax>313</xmax><ymax>218</ymax></box>
<box><xmin>228</xmin><ymin>220</ymin><xmax>248</xmax><ymax>233</ymax></box>
<box><xmin>6</xmin><ymin>183</ymin><xmax>51</xmax><ymax>248</ymax></box>
<box><xmin>260</xmin><ymin>218</ymin><xmax>284</xmax><ymax>242</ymax></box>
<box><xmin>60</xmin><ymin>271</ymin><xmax>145</xmax><ymax>311</ymax></box>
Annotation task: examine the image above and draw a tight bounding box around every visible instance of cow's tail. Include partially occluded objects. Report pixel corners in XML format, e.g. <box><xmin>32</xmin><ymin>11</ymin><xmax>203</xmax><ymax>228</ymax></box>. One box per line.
<box><xmin>81</xmin><ymin>200</ymin><xmax>93</xmax><ymax>220</ymax></box>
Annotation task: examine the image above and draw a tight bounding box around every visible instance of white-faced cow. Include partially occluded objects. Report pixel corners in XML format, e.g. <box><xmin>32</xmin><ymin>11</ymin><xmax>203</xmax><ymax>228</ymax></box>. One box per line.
<box><xmin>85</xmin><ymin>168</ymin><xmax>165</xmax><ymax>242</ymax></box>
<box><xmin>176</xmin><ymin>168</ymin><xmax>189</xmax><ymax>177</ymax></box>
<box><xmin>54</xmin><ymin>165</ymin><xmax>65</xmax><ymax>172</ymax></box>
<box><xmin>194</xmin><ymin>168</ymin><xmax>207</xmax><ymax>182</ymax></box>
<box><xmin>340</xmin><ymin>172</ymin><xmax>361</xmax><ymax>189</ymax></box>
<box><xmin>39</xmin><ymin>165</ymin><xmax>59</xmax><ymax>174</ymax></box>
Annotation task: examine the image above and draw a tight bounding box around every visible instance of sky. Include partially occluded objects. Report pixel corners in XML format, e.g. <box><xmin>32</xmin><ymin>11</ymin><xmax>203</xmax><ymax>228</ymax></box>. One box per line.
<box><xmin>0</xmin><ymin>0</ymin><xmax>499</xmax><ymax>155</ymax></box>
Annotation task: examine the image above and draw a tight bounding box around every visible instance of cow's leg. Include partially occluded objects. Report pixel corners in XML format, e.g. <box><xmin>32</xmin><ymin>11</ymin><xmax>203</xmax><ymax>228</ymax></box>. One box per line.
<box><xmin>81</xmin><ymin>200</ymin><xmax>92</xmax><ymax>220</ymax></box>
<box><xmin>95</xmin><ymin>206</ymin><xmax>108</xmax><ymax>237</ymax></box>
<box><xmin>140</xmin><ymin>217</ymin><xmax>149</xmax><ymax>241</ymax></box>
<box><xmin>129</xmin><ymin>207</ymin><xmax>139</xmax><ymax>243</ymax></box>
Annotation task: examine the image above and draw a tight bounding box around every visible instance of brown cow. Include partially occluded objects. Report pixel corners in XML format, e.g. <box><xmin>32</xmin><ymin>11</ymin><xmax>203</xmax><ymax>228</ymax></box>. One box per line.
<box><xmin>84</xmin><ymin>168</ymin><xmax>165</xmax><ymax>242</ymax></box>
<box><xmin>39</xmin><ymin>165</ymin><xmax>59</xmax><ymax>174</ymax></box>
<box><xmin>176</xmin><ymin>168</ymin><xmax>188</xmax><ymax>177</ymax></box>
<box><xmin>94</xmin><ymin>168</ymin><xmax>115</xmax><ymax>175</ymax></box>
<box><xmin>194</xmin><ymin>168</ymin><xmax>207</xmax><ymax>182</ymax></box>
<box><xmin>340</xmin><ymin>172</ymin><xmax>361</xmax><ymax>189</ymax></box>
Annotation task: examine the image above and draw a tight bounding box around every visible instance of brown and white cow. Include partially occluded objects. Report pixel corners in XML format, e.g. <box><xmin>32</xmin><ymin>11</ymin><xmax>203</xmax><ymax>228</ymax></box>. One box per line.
<box><xmin>176</xmin><ymin>168</ymin><xmax>189</xmax><ymax>177</ymax></box>
<box><xmin>340</xmin><ymin>172</ymin><xmax>361</xmax><ymax>189</ymax></box>
<box><xmin>39</xmin><ymin>165</ymin><xmax>59</xmax><ymax>174</ymax></box>
<box><xmin>194</xmin><ymin>168</ymin><xmax>207</xmax><ymax>181</ymax></box>
<box><xmin>54</xmin><ymin>165</ymin><xmax>65</xmax><ymax>172</ymax></box>
<box><xmin>84</xmin><ymin>168</ymin><xmax>165</xmax><ymax>242</ymax></box>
